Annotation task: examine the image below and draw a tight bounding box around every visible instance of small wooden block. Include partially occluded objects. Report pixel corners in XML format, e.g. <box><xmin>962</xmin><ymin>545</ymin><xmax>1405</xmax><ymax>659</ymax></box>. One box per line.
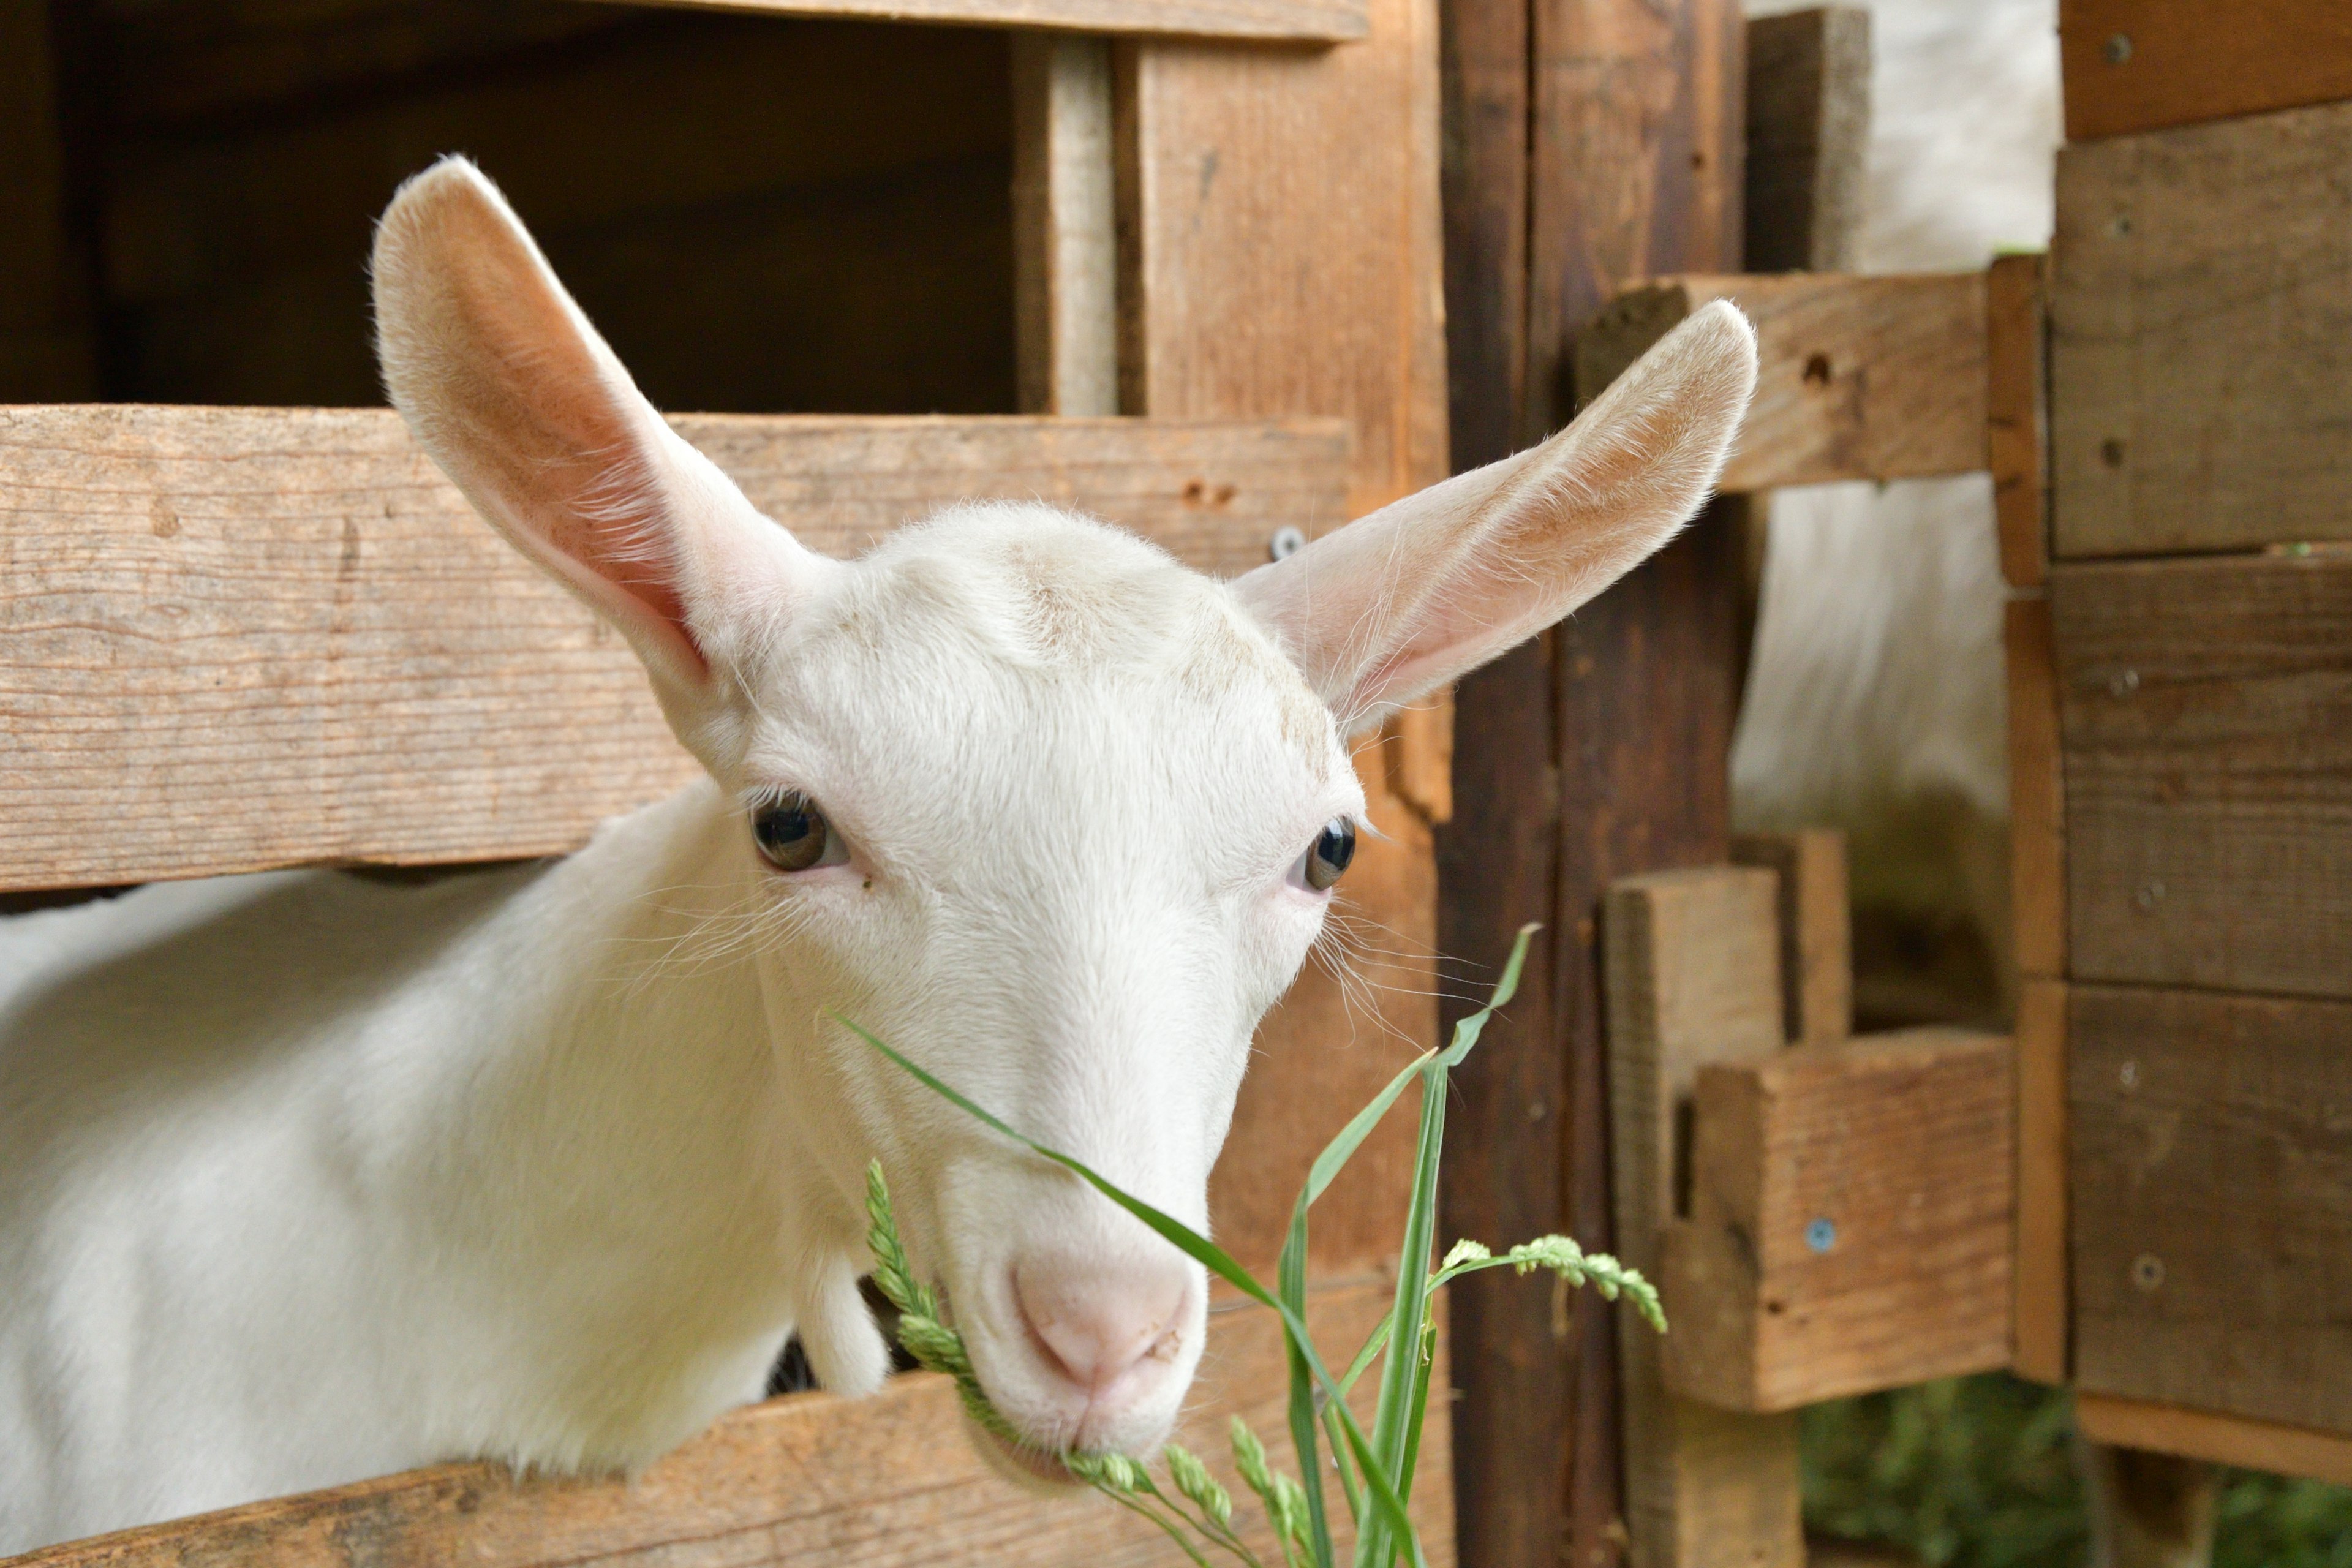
<box><xmin>1574</xmin><ymin>274</ymin><xmax>1989</xmax><ymax>493</ymax></box>
<box><xmin>2075</xmin><ymin>1394</ymin><xmax>2352</xmax><ymax>1492</ymax></box>
<box><xmin>2005</xmin><ymin>595</ymin><xmax>2066</xmax><ymax>984</ymax></box>
<box><xmin>2060</xmin><ymin>0</ymin><xmax>2352</xmax><ymax>142</ymax></box>
<box><xmin>1733</xmin><ymin>831</ymin><xmax>1852</xmax><ymax>1047</ymax></box>
<box><xmin>2011</xmin><ymin>979</ymin><xmax>2068</xmax><ymax>1385</ymax></box>
<box><xmin>1744</xmin><ymin>7</ymin><xmax>1872</xmax><ymax>273</ymax></box>
<box><xmin>1985</xmin><ymin>253</ymin><xmax>2049</xmax><ymax>590</ymax></box>
<box><xmin>1660</xmin><ymin>1028</ymin><xmax>2015</xmax><ymax>1412</ymax></box>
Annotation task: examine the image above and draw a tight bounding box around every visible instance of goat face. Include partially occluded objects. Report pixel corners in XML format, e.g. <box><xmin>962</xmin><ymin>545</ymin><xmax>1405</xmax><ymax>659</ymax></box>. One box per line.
<box><xmin>371</xmin><ymin>156</ymin><xmax>1755</xmax><ymax>1466</ymax></box>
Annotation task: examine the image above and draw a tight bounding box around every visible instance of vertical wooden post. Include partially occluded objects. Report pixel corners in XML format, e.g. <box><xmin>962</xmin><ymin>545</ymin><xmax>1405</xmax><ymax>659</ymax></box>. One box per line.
<box><xmin>0</xmin><ymin>0</ymin><xmax>96</xmax><ymax>399</ymax></box>
<box><xmin>1013</xmin><ymin>34</ymin><xmax>1119</xmax><ymax>417</ymax></box>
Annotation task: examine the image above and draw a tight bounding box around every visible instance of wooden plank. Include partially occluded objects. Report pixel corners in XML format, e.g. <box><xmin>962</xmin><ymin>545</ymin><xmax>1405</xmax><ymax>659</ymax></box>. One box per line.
<box><xmin>2011</xmin><ymin>979</ymin><xmax>2068</xmax><ymax>1386</ymax></box>
<box><xmin>2006</xmin><ymin>595</ymin><xmax>2065</xmax><ymax>983</ymax></box>
<box><xmin>1014</xmin><ymin>35</ymin><xmax>1120</xmax><ymax>417</ymax></box>
<box><xmin>2051</xmin><ymin>552</ymin><xmax>2352</xmax><ymax>1001</ymax></box>
<box><xmin>2076</xmin><ymin>1395</ymin><xmax>2352</xmax><ymax>1492</ymax></box>
<box><xmin>1604</xmin><ymin>867</ymin><xmax>1803</xmax><ymax>1568</ymax></box>
<box><xmin>1743</xmin><ymin>7</ymin><xmax>1871</xmax><ymax>274</ymax></box>
<box><xmin>0</xmin><ymin>407</ymin><xmax>1348</xmax><ymax>893</ymax></box>
<box><xmin>0</xmin><ymin>0</ymin><xmax>94</xmax><ymax>401</ymax></box>
<box><xmin>2051</xmin><ymin>100</ymin><xmax>2352</xmax><ymax>559</ymax></box>
<box><xmin>2059</xmin><ymin>0</ymin><xmax>2352</xmax><ymax>143</ymax></box>
<box><xmin>10</xmin><ymin>1275</ymin><xmax>1450</xmax><ymax>1567</ymax></box>
<box><xmin>2070</xmin><ymin>983</ymin><xmax>2352</xmax><ymax>1436</ymax></box>
<box><xmin>1732</xmin><ymin>830</ymin><xmax>1851</xmax><ymax>1046</ymax></box>
<box><xmin>1986</xmin><ymin>254</ymin><xmax>2049</xmax><ymax>590</ymax></box>
<box><xmin>1575</xmin><ymin>274</ymin><xmax>1989</xmax><ymax>491</ymax></box>
<box><xmin>1662</xmin><ymin>1028</ymin><xmax>2015</xmax><ymax>1412</ymax></box>
<box><xmin>615</xmin><ymin>0</ymin><xmax>1368</xmax><ymax>40</ymax></box>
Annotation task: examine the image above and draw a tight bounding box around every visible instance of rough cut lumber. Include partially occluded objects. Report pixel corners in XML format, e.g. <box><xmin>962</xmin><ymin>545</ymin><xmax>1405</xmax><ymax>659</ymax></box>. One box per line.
<box><xmin>1986</xmin><ymin>254</ymin><xmax>2049</xmax><ymax>590</ymax></box>
<box><xmin>1733</xmin><ymin>830</ymin><xmax>1852</xmax><ymax>1047</ymax></box>
<box><xmin>1605</xmin><ymin>867</ymin><xmax>1803</xmax><ymax>1568</ymax></box>
<box><xmin>2051</xmin><ymin>552</ymin><xmax>2352</xmax><ymax>1001</ymax></box>
<box><xmin>1743</xmin><ymin>7</ymin><xmax>1871</xmax><ymax>273</ymax></box>
<box><xmin>1574</xmin><ymin>273</ymin><xmax>1989</xmax><ymax>492</ymax></box>
<box><xmin>2051</xmin><ymin>100</ymin><xmax>2352</xmax><ymax>559</ymax></box>
<box><xmin>2076</xmin><ymin>1395</ymin><xmax>2352</xmax><ymax>1493</ymax></box>
<box><xmin>10</xmin><ymin>1276</ymin><xmax>1451</xmax><ymax>1567</ymax></box>
<box><xmin>1014</xmin><ymin>36</ymin><xmax>1119</xmax><ymax>417</ymax></box>
<box><xmin>586</xmin><ymin>0</ymin><xmax>1366</xmax><ymax>40</ymax></box>
<box><xmin>2011</xmin><ymin>980</ymin><xmax>2069</xmax><ymax>1387</ymax></box>
<box><xmin>0</xmin><ymin>406</ymin><xmax>1347</xmax><ymax>893</ymax></box>
<box><xmin>1662</xmin><ymin>1028</ymin><xmax>2013</xmax><ymax>1413</ymax></box>
<box><xmin>2070</xmin><ymin>984</ymin><xmax>2352</xmax><ymax>1436</ymax></box>
<box><xmin>2059</xmin><ymin>0</ymin><xmax>2352</xmax><ymax>143</ymax></box>
<box><xmin>2006</xmin><ymin>595</ymin><xmax>2065</xmax><ymax>984</ymax></box>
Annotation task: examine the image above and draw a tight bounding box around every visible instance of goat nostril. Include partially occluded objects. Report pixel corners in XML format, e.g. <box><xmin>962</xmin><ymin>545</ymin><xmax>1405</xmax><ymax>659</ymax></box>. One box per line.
<box><xmin>1012</xmin><ymin>1262</ymin><xmax>1186</xmax><ymax>1397</ymax></box>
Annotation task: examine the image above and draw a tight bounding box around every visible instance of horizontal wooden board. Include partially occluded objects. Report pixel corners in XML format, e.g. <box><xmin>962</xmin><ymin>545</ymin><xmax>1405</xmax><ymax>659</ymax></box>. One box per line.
<box><xmin>2051</xmin><ymin>552</ymin><xmax>2352</xmax><ymax>1000</ymax></box>
<box><xmin>1663</xmin><ymin>1028</ymin><xmax>2014</xmax><ymax>1412</ymax></box>
<box><xmin>1574</xmin><ymin>273</ymin><xmax>1988</xmax><ymax>492</ymax></box>
<box><xmin>2075</xmin><ymin>1394</ymin><xmax>2352</xmax><ymax>1491</ymax></box>
<box><xmin>10</xmin><ymin>1274</ymin><xmax>1450</xmax><ymax>1566</ymax></box>
<box><xmin>616</xmin><ymin>0</ymin><xmax>1366</xmax><ymax>39</ymax></box>
<box><xmin>0</xmin><ymin>405</ymin><xmax>1349</xmax><ymax>891</ymax></box>
<box><xmin>2059</xmin><ymin>0</ymin><xmax>2352</xmax><ymax>142</ymax></box>
<box><xmin>2070</xmin><ymin>984</ymin><xmax>2352</xmax><ymax>1436</ymax></box>
<box><xmin>2051</xmin><ymin>100</ymin><xmax>2352</xmax><ymax>558</ymax></box>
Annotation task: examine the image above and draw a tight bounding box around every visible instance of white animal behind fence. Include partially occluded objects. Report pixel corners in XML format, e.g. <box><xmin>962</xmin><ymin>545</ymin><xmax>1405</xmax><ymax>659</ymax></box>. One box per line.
<box><xmin>0</xmin><ymin>159</ymin><xmax>1757</xmax><ymax>1552</ymax></box>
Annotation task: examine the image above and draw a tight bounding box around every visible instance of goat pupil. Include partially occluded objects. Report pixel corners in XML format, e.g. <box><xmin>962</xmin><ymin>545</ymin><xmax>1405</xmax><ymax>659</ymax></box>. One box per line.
<box><xmin>1306</xmin><ymin>818</ymin><xmax>1356</xmax><ymax>891</ymax></box>
<box><xmin>753</xmin><ymin>794</ymin><xmax>829</xmax><ymax>872</ymax></box>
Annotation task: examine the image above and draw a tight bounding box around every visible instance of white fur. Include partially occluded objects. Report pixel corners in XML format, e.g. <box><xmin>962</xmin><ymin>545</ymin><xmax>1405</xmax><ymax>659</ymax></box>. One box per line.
<box><xmin>0</xmin><ymin>159</ymin><xmax>1755</xmax><ymax>1551</ymax></box>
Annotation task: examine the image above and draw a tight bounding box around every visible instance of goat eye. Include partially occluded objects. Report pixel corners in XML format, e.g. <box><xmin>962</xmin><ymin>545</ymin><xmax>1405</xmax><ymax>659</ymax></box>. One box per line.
<box><xmin>752</xmin><ymin>791</ymin><xmax>835</xmax><ymax>873</ymax></box>
<box><xmin>1303</xmin><ymin>818</ymin><xmax>1355</xmax><ymax>892</ymax></box>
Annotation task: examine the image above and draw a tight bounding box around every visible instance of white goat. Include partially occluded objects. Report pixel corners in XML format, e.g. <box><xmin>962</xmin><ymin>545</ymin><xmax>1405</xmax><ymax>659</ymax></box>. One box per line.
<box><xmin>0</xmin><ymin>158</ymin><xmax>1757</xmax><ymax>1552</ymax></box>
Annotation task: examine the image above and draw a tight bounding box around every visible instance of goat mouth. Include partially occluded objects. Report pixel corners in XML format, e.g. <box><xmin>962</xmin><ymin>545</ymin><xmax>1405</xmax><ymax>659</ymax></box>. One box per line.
<box><xmin>965</xmin><ymin>1412</ymin><xmax>1085</xmax><ymax>1491</ymax></box>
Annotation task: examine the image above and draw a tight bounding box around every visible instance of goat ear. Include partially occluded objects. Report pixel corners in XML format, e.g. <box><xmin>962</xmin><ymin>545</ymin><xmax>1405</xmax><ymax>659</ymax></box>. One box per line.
<box><xmin>1231</xmin><ymin>300</ymin><xmax>1758</xmax><ymax>733</ymax></box>
<box><xmin>371</xmin><ymin>157</ymin><xmax>824</xmax><ymax>756</ymax></box>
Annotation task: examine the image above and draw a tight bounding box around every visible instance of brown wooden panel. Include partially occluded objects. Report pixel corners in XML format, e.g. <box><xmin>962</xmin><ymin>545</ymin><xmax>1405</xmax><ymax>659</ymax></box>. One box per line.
<box><xmin>1743</xmin><ymin>7</ymin><xmax>1871</xmax><ymax>274</ymax></box>
<box><xmin>2052</xmin><ymin>552</ymin><xmax>2352</xmax><ymax>1000</ymax></box>
<box><xmin>0</xmin><ymin>406</ymin><xmax>1348</xmax><ymax>892</ymax></box>
<box><xmin>2012</xmin><ymin>979</ymin><xmax>2069</xmax><ymax>1387</ymax></box>
<box><xmin>2051</xmin><ymin>100</ymin><xmax>2352</xmax><ymax>559</ymax></box>
<box><xmin>1986</xmin><ymin>254</ymin><xmax>2049</xmax><ymax>590</ymax></box>
<box><xmin>624</xmin><ymin>0</ymin><xmax>1366</xmax><ymax>40</ymax></box>
<box><xmin>2070</xmin><ymin>983</ymin><xmax>2352</xmax><ymax>1436</ymax></box>
<box><xmin>1662</xmin><ymin>1028</ymin><xmax>2013</xmax><ymax>1413</ymax></box>
<box><xmin>1574</xmin><ymin>273</ymin><xmax>1989</xmax><ymax>492</ymax></box>
<box><xmin>2076</xmin><ymin>1395</ymin><xmax>2352</xmax><ymax>1491</ymax></box>
<box><xmin>2059</xmin><ymin>0</ymin><xmax>2352</xmax><ymax>143</ymax></box>
<box><xmin>2007</xmin><ymin>595</ymin><xmax>2065</xmax><ymax>984</ymax></box>
<box><xmin>9</xmin><ymin>1275</ymin><xmax>1450</xmax><ymax>1567</ymax></box>
<box><xmin>1732</xmin><ymin>830</ymin><xmax>1850</xmax><ymax>1047</ymax></box>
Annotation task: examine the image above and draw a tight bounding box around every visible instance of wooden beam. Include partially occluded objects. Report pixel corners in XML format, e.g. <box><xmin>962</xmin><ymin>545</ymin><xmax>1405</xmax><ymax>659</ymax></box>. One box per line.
<box><xmin>2059</xmin><ymin>0</ymin><xmax>2352</xmax><ymax>142</ymax></box>
<box><xmin>1575</xmin><ymin>273</ymin><xmax>1989</xmax><ymax>491</ymax></box>
<box><xmin>1603</xmin><ymin>868</ymin><xmax>1802</xmax><ymax>1568</ymax></box>
<box><xmin>1014</xmin><ymin>35</ymin><xmax>1120</xmax><ymax>417</ymax></box>
<box><xmin>0</xmin><ymin>407</ymin><xmax>1346</xmax><ymax>893</ymax></box>
<box><xmin>2011</xmin><ymin>979</ymin><xmax>2069</xmax><ymax>1385</ymax></box>
<box><xmin>12</xmin><ymin>1276</ymin><xmax>1450</xmax><ymax>1566</ymax></box>
<box><xmin>2006</xmin><ymin>594</ymin><xmax>2066</xmax><ymax>984</ymax></box>
<box><xmin>1742</xmin><ymin>7</ymin><xmax>1871</xmax><ymax>273</ymax></box>
<box><xmin>2076</xmin><ymin>1395</ymin><xmax>2352</xmax><ymax>1492</ymax></box>
<box><xmin>2052</xmin><ymin>551</ymin><xmax>2352</xmax><ymax>1001</ymax></box>
<box><xmin>594</xmin><ymin>0</ymin><xmax>1366</xmax><ymax>41</ymax></box>
<box><xmin>1732</xmin><ymin>830</ymin><xmax>1850</xmax><ymax>1047</ymax></box>
<box><xmin>2051</xmin><ymin>99</ymin><xmax>2352</xmax><ymax>559</ymax></box>
<box><xmin>2070</xmin><ymin>983</ymin><xmax>2352</xmax><ymax>1436</ymax></box>
<box><xmin>1662</xmin><ymin>1028</ymin><xmax>2014</xmax><ymax>1414</ymax></box>
<box><xmin>1986</xmin><ymin>254</ymin><xmax>2049</xmax><ymax>590</ymax></box>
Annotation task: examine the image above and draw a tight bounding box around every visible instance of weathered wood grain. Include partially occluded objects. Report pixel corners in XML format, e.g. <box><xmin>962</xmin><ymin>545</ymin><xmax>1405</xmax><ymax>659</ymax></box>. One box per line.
<box><xmin>2070</xmin><ymin>983</ymin><xmax>2352</xmax><ymax>1436</ymax></box>
<box><xmin>2051</xmin><ymin>552</ymin><xmax>2352</xmax><ymax>1001</ymax></box>
<box><xmin>1575</xmin><ymin>273</ymin><xmax>1989</xmax><ymax>492</ymax></box>
<box><xmin>1014</xmin><ymin>35</ymin><xmax>1119</xmax><ymax>417</ymax></box>
<box><xmin>2059</xmin><ymin>0</ymin><xmax>2352</xmax><ymax>143</ymax></box>
<box><xmin>1662</xmin><ymin>1028</ymin><xmax>2015</xmax><ymax>1412</ymax></box>
<box><xmin>1604</xmin><ymin>867</ymin><xmax>1802</xmax><ymax>1568</ymax></box>
<box><xmin>1743</xmin><ymin>7</ymin><xmax>1871</xmax><ymax>274</ymax></box>
<box><xmin>620</xmin><ymin>0</ymin><xmax>1366</xmax><ymax>39</ymax></box>
<box><xmin>2007</xmin><ymin>595</ymin><xmax>2066</xmax><ymax>984</ymax></box>
<box><xmin>1732</xmin><ymin>830</ymin><xmax>1851</xmax><ymax>1047</ymax></box>
<box><xmin>2051</xmin><ymin>100</ymin><xmax>2352</xmax><ymax>559</ymax></box>
<box><xmin>2012</xmin><ymin>979</ymin><xmax>2069</xmax><ymax>1387</ymax></box>
<box><xmin>0</xmin><ymin>406</ymin><xmax>1348</xmax><ymax>892</ymax></box>
<box><xmin>9</xmin><ymin>1275</ymin><xmax>1450</xmax><ymax>1567</ymax></box>
<box><xmin>1986</xmin><ymin>254</ymin><xmax>2048</xmax><ymax>590</ymax></box>
<box><xmin>2076</xmin><ymin>1395</ymin><xmax>2352</xmax><ymax>1492</ymax></box>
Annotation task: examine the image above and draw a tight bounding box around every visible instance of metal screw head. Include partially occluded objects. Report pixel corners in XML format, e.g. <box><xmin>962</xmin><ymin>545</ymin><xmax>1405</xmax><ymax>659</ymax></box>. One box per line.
<box><xmin>1268</xmin><ymin>525</ymin><xmax>1307</xmax><ymax>562</ymax></box>
<box><xmin>2134</xmin><ymin>880</ymin><xmax>2166</xmax><ymax>911</ymax></box>
<box><xmin>2109</xmin><ymin>668</ymin><xmax>2140</xmax><ymax>696</ymax></box>
<box><xmin>2131</xmin><ymin>1253</ymin><xmax>2165</xmax><ymax>1292</ymax></box>
<box><xmin>2120</xmin><ymin>1060</ymin><xmax>2140</xmax><ymax>1091</ymax></box>
<box><xmin>2104</xmin><ymin>32</ymin><xmax>2133</xmax><ymax>64</ymax></box>
<box><xmin>1805</xmin><ymin>1218</ymin><xmax>1838</xmax><ymax>1254</ymax></box>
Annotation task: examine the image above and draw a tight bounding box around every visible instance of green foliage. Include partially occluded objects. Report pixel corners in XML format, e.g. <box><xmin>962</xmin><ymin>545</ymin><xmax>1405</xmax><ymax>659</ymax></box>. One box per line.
<box><xmin>2214</xmin><ymin>1469</ymin><xmax>2352</xmax><ymax>1568</ymax></box>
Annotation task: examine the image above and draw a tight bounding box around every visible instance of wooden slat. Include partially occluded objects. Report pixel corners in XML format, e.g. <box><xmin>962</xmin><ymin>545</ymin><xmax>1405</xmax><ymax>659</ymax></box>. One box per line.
<box><xmin>2076</xmin><ymin>1395</ymin><xmax>2352</xmax><ymax>1492</ymax></box>
<box><xmin>1986</xmin><ymin>254</ymin><xmax>2048</xmax><ymax>590</ymax></box>
<box><xmin>2059</xmin><ymin>0</ymin><xmax>2352</xmax><ymax>143</ymax></box>
<box><xmin>2070</xmin><ymin>983</ymin><xmax>2352</xmax><ymax>1436</ymax></box>
<box><xmin>1732</xmin><ymin>830</ymin><xmax>1850</xmax><ymax>1047</ymax></box>
<box><xmin>0</xmin><ymin>407</ymin><xmax>1348</xmax><ymax>892</ymax></box>
<box><xmin>2051</xmin><ymin>100</ymin><xmax>2352</xmax><ymax>559</ymax></box>
<box><xmin>1662</xmin><ymin>1028</ymin><xmax>2015</xmax><ymax>1413</ymax></box>
<box><xmin>1743</xmin><ymin>7</ymin><xmax>1871</xmax><ymax>274</ymax></box>
<box><xmin>2006</xmin><ymin>595</ymin><xmax>2066</xmax><ymax>983</ymax></box>
<box><xmin>10</xmin><ymin>1275</ymin><xmax>1450</xmax><ymax>1567</ymax></box>
<box><xmin>615</xmin><ymin>0</ymin><xmax>1367</xmax><ymax>40</ymax></box>
<box><xmin>1604</xmin><ymin>867</ymin><xmax>1803</xmax><ymax>1568</ymax></box>
<box><xmin>1574</xmin><ymin>273</ymin><xmax>1989</xmax><ymax>492</ymax></box>
<box><xmin>1014</xmin><ymin>35</ymin><xmax>1120</xmax><ymax>417</ymax></box>
<box><xmin>2051</xmin><ymin>552</ymin><xmax>2352</xmax><ymax>1001</ymax></box>
<box><xmin>2011</xmin><ymin>979</ymin><xmax>2069</xmax><ymax>1386</ymax></box>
